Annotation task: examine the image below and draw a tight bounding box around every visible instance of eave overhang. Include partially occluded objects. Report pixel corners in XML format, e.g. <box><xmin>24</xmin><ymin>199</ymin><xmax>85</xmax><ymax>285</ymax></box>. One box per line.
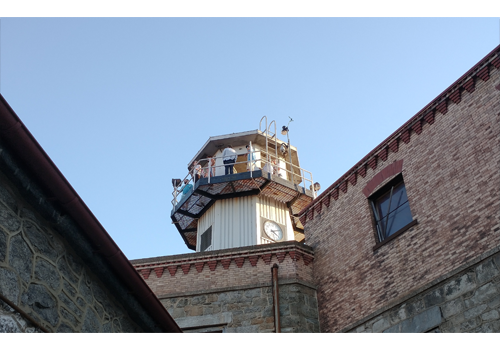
<box><xmin>0</xmin><ymin>94</ymin><xmax>181</xmax><ymax>333</ymax></box>
<box><xmin>171</xmin><ymin>170</ymin><xmax>314</xmax><ymax>250</ymax></box>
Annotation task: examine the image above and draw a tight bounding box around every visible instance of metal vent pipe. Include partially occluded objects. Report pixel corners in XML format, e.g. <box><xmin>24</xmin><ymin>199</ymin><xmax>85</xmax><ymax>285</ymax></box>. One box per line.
<box><xmin>271</xmin><ymin>263</ymin><xmax>281</xmax><ymax>333</ymax></box>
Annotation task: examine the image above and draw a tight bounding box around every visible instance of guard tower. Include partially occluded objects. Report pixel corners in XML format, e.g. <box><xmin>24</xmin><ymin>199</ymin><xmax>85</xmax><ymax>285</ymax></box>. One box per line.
<box><xmin>171</xmin><ymin>117</ymin><xmax>317</xmax><ymax>252</ymax></box>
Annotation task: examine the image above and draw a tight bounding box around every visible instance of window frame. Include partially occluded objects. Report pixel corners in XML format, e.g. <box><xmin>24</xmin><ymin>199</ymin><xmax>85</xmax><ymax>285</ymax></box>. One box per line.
<box><xmin>200</xmin><ymin>226</ymin><xmax>212</xmax><ymax>252</ymax></box>
<box><xmin>368</xmin><ymin>174</ymin><xmax>417</xmax><ymax>250</ymax></box>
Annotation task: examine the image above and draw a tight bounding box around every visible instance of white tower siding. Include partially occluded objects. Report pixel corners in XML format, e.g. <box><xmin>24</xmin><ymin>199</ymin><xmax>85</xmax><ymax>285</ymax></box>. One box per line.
<box><xmin>198</xmin><ymin>196</ymin><xmax>258</xmax><ymax>251</ymax></box>
<box><xmin>257</xmin><ymin>196</ymin><xmax>294</xmax><ymax>243</ymax></box>
<box><xmin>197</xmin><ymin>194</ymin><xmax>295</xmax><ymax>251</ymax></box>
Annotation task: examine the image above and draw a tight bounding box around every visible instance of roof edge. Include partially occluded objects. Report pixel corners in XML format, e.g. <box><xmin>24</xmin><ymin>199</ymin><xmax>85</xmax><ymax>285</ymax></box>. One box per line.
<box><xmin>299</xmin><ymin>44</ymin><xmax>500</xmax><ymax>220</ymax></box>
<box><xmin>0</xmin><ymin>93</ymin><xmax>181</xmax><ymax>333</ymax></box>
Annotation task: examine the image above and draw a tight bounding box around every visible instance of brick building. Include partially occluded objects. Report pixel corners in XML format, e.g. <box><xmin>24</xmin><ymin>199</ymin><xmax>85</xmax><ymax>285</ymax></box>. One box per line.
<box><xmin>133</xmin><ymin>44</ymin><xmax>500</xmax><ymax>332</ymax></box>
<box><xmin>299</xmin><ymin>44</ymin><xmax>500</xmax><ymax>332</ymax></box>
<box><xmin>132</xmin><ymin>242</ymin><xmax>318</xmax><ymax>332</ymax></box>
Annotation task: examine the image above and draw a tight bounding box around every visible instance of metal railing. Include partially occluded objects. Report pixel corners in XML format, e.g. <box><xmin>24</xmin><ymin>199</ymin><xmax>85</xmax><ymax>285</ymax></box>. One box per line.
<box><xmin>171</xmin><ymin>148</ymin><xmax>315</xmax><ymax>209</ymax></box>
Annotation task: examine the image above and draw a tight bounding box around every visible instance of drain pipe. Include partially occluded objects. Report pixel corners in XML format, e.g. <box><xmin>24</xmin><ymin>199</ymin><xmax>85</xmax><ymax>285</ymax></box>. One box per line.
<box><xmin>271</xmin><ymin>263</ymin><xmax>281</xmax><ymax>333</ymax></box>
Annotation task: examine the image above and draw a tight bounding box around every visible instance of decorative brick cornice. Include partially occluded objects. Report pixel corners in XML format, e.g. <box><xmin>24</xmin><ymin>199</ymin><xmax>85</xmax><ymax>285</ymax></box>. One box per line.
<box><xmin>154</xmin><ymin>267</ymin><xmax>164</xmax><ymax>278</ymax></box>
<box><xmin>221</xmin><ymin>259</ymin><xmax>231</xmax><ymax>269</ymax></box>
<box><xmin>449</xmin><ymin>89</ymin><xmax>462</xmax><ymax>104</ymax></box>
<box><xmin>477</xmin><ymin>65</ymin><xmax>490</xmax><ymax>81</ymax></box>
<box><xmin>378</xmin><ymin>147</ymin><xmax>389</xmax><ymax>162</ymax></box>
<box><xmin>436</xmin><ymin>99</ymin><xmax>448</xmax><ymax>115</ymax></box>
<box><xmin>463</xmin><ymin>78</ymin><xmax>475</xmax><ymax>93</ymax></box>
<box><xmin>322</xmin><ymin>194</ymin><xmax>331</xmax><ymax>208</ymax></box>
<box><xmin>339</xmin><ymin>181</ymin><xmax>348</xmax><ymax>193</ymax></box>
<box><xmin>348</xmin><ymin>172</ymin><xmax>358</xmax><ymax>186</ymax></box>
<box><xmin>401</xmin><ymin>129</ymin><xmax>411</xmax><ymax>144</ymax></box>
<box><xmin>492</xmin><ymin>56</ymin><xmax>500</xmax><ymax>69</ymax></box>
<box><xmin>140</xmin><ymin>269</ymin><xmax>151</xmax><ymax>279</ymax></box>
<box><xmin>411</xmin><ymin>120</ymin><xmax>422</xmax><ymax>135</ymax></box>
<box><xmin>131</xmin><ymin>241</ymin><xmax>315</xmax><ymax>279</ymax></box>
<box><xmin>166</xmin><ymin>265</ymin><xmax>177</xmax><ymax>276</ymax></box>
<box><xmin>262</xmin><ymin>254</ymin><xmax>272</xmax><ymax>264</ymax></box>
<box><xmin>276</xmin><ymin>252</ymin><xmax>287</xmax><ymax>263</ymax></box>
<box><xmin>358</xmin><ymin>164</ymin><xmax>367</xmax><ymax>178</ymax></box>
<box><xmin>315</xmin><ymin>202</ymin><xmax>322</xmax><ymax>215</ymax></box>
<box><xmin>423</xmin><ymin>110</ymin><xmax>435</xmax><ymax>125</ymax></box>
<box><xmin>368</xmin><ymin>157</ymin><xmax>378</xmax><ymax>170</ymax></box>
<box><xmin>298</xmin><ymin>44</ymin><xmax>500</xmax><ymax>226</ymax></box>
<box><xmin>362</xmin><ymin>160</ymin><xmax>404</xmax><ymax>198</ymax></box>
<box><xmin>388</xmin><ymin>139</ymin><xmax>399</xmax><ymax>153</ymax></box>
<box><xmin>195</xmin><ymin>262</ymin><xmax>204</xmax><ymax>273</ymax></box>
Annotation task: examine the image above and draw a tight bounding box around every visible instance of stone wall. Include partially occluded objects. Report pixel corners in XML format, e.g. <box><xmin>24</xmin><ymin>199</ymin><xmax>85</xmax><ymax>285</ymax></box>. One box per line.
<box><xmin>161</xmin><ymin>283</ymin><xmax>319</xmax><ymax>333</ymax></box>
<box><xmin>0</xmin><ymin>301</ymin><xmax>43</xmax><ymax>333</ymax></box>
<box><xmin>132</xmin><ymin>241</ymin><xmax>320</xmax><ymax>332</ymax></box>
<box><xmin>348</xmin><ymin>248</ymin><xmax>500</xmax><ymax>333</ymax></box>
<box><xmin>0</xmin><ymin>167</ymin><xmax>142</xmax><ymax>332</ymax></box>
<box><xmin>300</xmin><ymin>49</ymin><xmax>500</xmax><ymax>332</ymax></box>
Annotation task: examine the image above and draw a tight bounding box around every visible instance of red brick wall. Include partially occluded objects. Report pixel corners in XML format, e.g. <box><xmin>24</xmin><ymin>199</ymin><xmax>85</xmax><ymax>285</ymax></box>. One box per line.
<box><xmin>132</xmin><ymin>242</ymin><xmax>315</xmax><ymax>297</ymax></box>
<box><xmin>303</xmin><ymin>54</ymin><xmax>500</xmax><ymax>332</ymax></box>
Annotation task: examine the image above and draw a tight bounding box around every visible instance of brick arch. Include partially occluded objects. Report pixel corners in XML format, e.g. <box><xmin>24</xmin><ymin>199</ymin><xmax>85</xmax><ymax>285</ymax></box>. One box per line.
<box><xmin>362</xmin><ymin>159</ymin><xmax>403</xmax><ymax>198</ymax></box>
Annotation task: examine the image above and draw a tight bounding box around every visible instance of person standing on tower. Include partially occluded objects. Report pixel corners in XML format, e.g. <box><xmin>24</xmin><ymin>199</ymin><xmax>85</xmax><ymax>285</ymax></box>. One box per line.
<box><xmin>246</xmin><ymin>144</ymin><xmax>256</xmax><ymax>172</ymax></box>
<box><xmin>193</xmin><ymin>160</ymin><xmax>202</xmax><ymax>182</ymax></box>
<box><xmin>180</xmin><ymin>178</ymin><xmax>193</xmax><ymax>200</ymax></box>
<box><xmin>207</xmin><ymin>156</ymin><xmax>216</xmax><ymax>177</ymax></box>
<box><xmin>222</xmin><ymin>145</ymin><xmax>237</xmax><ymax>175</ymax></box>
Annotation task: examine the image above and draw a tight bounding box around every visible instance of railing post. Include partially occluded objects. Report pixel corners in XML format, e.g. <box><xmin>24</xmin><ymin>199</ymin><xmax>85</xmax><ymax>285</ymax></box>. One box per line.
<box><xmin>249</xmin><ymin>141</ymin><xmax>253</xmax><ymax>178</ymax></box>
<box><xmin>311</xmin><ymin>174</ymin><xmax>316</xmax><ymax>199</ymax></box>
<box><xmin>208</xmin><ymin>157</ymin><xmax>211</xmax><ymax>184</ymax></box>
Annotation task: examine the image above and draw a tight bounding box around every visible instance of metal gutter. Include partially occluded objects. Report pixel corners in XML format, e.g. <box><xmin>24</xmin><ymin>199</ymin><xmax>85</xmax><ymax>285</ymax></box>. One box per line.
<box><xmin>0</xmin><ymin>94</ymin><xmax>181</xmax><ymax>333</ymax></box>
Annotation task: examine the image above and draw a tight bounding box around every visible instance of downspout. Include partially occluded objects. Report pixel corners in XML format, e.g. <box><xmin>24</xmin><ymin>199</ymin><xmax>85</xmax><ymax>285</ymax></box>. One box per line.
<box><xmin>271</xmin><ymin>263</ymin><xmax>281</xmax><ymax>333</ymax></box>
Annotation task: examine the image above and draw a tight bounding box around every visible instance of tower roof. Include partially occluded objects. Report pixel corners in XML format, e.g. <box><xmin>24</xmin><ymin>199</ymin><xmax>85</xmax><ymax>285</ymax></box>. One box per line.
<box><xmin>187</xmin><ymin>129</ymin><xmax>299</xmax><ymax>170</ymax></box>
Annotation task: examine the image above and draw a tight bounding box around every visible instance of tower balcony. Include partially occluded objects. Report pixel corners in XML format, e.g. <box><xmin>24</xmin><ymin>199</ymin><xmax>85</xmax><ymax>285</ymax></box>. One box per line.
<box><xmin>171</xmin><ymin>154</ymin><xmax>316</xmax><ymax>250</ymax></box>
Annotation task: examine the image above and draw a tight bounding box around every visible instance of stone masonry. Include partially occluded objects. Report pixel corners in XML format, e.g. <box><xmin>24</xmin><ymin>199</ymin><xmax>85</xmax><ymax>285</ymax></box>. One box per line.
<box><xmin>348</xmin><ymin>248</ymin><xmax>500</xmax><ymax>333</ymax></box>
<box><xmin>161</xmin><ymin>283</ymin><xmax>319</xmax><ymax>333</ymax></box>
<box><xmin>300</xmin><ymin>46</ymin><xmax>500</xmax><ymax>332</ymax></box>
<box><xmin>0</xmin><ymin>160</ymin><xmax>142</xmax><ymax>332</ymax></box>
<box><xmin>132</xmin><ymin>241</ymin><xmax>320</xmax><ymax>332</ymax></box>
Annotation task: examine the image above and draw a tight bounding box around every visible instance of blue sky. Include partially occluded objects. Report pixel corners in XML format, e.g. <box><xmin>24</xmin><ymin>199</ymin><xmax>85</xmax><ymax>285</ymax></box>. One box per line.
<box><xmin>0</xmin><ymin>17</ymin><xmax>499</xmax><ymax>260</ymax></box>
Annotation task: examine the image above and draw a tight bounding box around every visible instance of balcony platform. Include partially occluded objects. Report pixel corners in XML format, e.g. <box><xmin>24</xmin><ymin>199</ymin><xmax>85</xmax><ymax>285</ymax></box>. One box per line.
<box><xmin>171</xmin><ymin>170</ymin><xmax>314</xmax><ymax>250</ymax></box>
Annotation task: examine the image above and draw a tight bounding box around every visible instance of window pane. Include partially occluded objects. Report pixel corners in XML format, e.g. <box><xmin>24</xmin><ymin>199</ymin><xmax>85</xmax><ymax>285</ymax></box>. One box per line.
<box><xmin>385</xmin><ymin>202</ymin><xmax>412</xmax><ymax>237</ymax></box>
<box><xmin>200</xmin><ymin>226</ymin><xmax>212</xmax><ymax>251</ymax></box>
<box><xmin>373</xmin><ymin>179</ymin><xmax>413</xmax><ymax>241</ymax></box>
<box><xmin>391</xmin><ymin>183</ymin><xmax>408</xmax><ymax>208</ymax></box>
<box><xmin>376</xmin><ymin>183</ymin><xmax>406</xmax><ymax>216</ymax></box>
<box><xmin>376</xmin><ymin>191</ymin><xmax>391</xmax><ymax>219</ymax></box>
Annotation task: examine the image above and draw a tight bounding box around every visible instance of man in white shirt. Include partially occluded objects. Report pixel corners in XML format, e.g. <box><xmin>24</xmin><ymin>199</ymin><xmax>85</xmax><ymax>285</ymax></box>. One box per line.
<box><xmin>222</xmin><ymin>145</ymin><xmax>237</xmax><ymax>175</ymax></box>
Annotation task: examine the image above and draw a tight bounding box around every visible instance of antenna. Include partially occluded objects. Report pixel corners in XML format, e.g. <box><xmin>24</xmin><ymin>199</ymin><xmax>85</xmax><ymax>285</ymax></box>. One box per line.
<box><xmin>281</xmin><ymin>117</ymin><xmax>294</xmax><ymax>136</ymax></box>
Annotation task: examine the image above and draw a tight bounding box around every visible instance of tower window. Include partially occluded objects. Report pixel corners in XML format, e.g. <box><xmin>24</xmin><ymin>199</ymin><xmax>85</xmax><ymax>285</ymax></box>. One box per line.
<box><xmin>200</xmin><ymin>226</ymin><xmax>212</xmax><ymax>252</ymax></box>
<box><xmin>370</xmin><ymin>174</ymin><xmax>414</xmax><ymax>243</ymax></box>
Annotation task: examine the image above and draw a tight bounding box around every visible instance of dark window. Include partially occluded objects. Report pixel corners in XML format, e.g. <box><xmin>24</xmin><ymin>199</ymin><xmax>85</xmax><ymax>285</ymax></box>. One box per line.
<box><xmin>200</xmin><ymin>226</ymin><xmax>212</xmax><ymax>252</ymax></box>
<box><xmin>370</xmin><ymin>174</ymin><xmax>413</xmax><ymax>243</ymax></box>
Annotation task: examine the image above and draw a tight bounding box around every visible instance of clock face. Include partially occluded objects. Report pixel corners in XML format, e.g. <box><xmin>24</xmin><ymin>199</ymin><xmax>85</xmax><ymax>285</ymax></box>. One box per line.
<box><xmin>263</xmin><ymin>220</ymin><xmax>284</xmax><ymax>241</ymax></box>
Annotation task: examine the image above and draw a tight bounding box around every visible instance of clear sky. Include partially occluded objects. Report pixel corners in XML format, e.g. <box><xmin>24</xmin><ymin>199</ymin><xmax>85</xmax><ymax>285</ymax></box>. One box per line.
<box><xmin>0</xmin><ymin>16</ymin><xmax>499</xmax><ymax>260</ymax></box>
